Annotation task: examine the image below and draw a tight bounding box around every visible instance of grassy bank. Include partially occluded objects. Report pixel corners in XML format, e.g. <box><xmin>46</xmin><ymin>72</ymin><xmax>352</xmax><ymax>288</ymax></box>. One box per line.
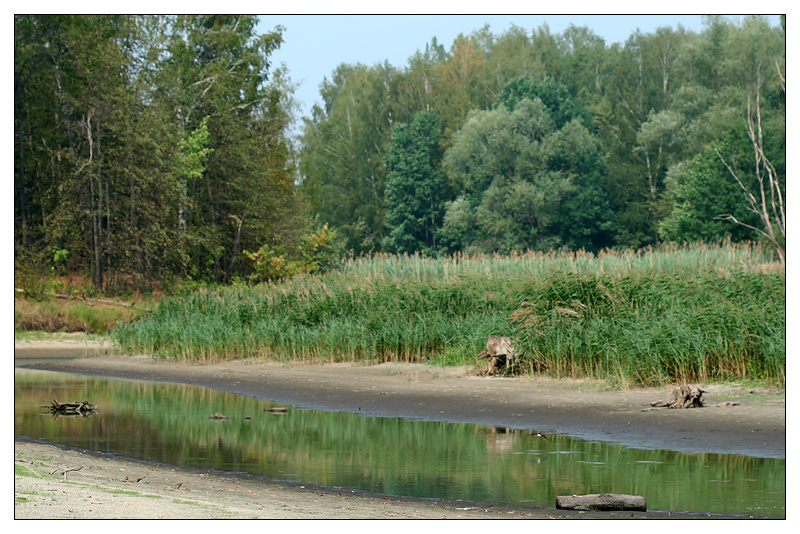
<box><xmin>113</xmin><ymin>242</ymin><xmax>785</xmax><ymax>387</ymax></box>
<box><xmin>14</xmin><ymin>297</ymin><xmax>148</xmax><ymax>334</ymax></box>
<box><xmin>14</xmin><ymin>269</ymin><xmax>156</xmax><ymax>335</ymax></box>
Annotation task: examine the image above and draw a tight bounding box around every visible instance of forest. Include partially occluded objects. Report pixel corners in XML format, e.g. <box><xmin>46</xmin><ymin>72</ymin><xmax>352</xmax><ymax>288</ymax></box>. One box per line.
<box><xmin>14</xmin><ymin>15</ymin><xmax>785</xmax><ymax>292</ymax></box>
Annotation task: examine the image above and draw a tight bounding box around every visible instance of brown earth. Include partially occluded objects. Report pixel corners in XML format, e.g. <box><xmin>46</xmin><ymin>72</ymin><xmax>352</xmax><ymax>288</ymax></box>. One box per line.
<box><xmin>14</xmin><ymin>339</ymin><xmax>786</xmax><ymax>519</ymax></box>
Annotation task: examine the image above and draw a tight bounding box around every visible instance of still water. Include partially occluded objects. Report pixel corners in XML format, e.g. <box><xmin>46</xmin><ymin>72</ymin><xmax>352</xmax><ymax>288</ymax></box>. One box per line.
<box><xmin>15</xmin><ymin>367</ymin><xmax>785</xmax><ymax>517</ymax></box>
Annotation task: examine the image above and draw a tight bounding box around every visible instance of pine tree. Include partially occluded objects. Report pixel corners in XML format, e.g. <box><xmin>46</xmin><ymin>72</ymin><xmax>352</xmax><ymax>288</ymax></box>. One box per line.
<box><xmin>382</xmin><ymin>111</ymin><xmax>447</xmax><ymax>254</ymax></box>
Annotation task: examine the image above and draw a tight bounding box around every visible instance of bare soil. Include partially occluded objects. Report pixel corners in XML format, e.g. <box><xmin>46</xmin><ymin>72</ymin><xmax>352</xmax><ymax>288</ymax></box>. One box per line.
<box><xmin>14</xmin><ymin>339</ymin><xmax>786</xmax><ymax>519</ymax></box>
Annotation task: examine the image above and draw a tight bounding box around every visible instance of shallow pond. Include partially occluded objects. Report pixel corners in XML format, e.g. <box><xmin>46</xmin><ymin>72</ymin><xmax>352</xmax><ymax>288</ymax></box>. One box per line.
<box><xmin>14</xmin><ymin>367</ymin><xmax>785</xmax><ymax>517</ymax></box>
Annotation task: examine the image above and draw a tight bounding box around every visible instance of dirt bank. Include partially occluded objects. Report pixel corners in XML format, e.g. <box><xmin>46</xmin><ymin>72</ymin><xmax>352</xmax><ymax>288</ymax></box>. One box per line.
<box><xmin>14</xmin><ymin>340</ymin><xmax>785</xmax><ymax>519</ymax></box>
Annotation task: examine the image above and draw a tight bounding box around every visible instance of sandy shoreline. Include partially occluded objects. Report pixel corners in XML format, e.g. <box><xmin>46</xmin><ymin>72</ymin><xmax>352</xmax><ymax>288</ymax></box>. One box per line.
<box><xmin>14</xmin><ymin>339</ymin><xmax>786</xmax><ymax>519</ymax></box>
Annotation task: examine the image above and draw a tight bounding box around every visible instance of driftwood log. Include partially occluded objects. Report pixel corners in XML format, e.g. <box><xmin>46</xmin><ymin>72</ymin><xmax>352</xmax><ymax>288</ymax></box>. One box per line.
<box><xmin>650</xmin><ymin>384</ymin><xmax>705</xmax><ymax>408</ymax></box>
<box><xmin>42</xmin><ymin>399</ymin><xmax>97</xmax><ymax>416</ymax></box>
<box><xmin>556</xmin><ymin>493</ymin><xmax>647</xmax><ymax>512</ymax></box>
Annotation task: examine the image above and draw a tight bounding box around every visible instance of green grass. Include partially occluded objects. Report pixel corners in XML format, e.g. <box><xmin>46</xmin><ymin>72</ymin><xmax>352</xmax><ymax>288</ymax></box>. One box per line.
<box><xmin>105</xmin><ymin>488</ymin><xmax>163</xmax><ymax>498</ymax></box>
<box><xmin>15</xmin><ymin>464</ymin><xmax>41</xmax><ymax>478</ymax></box>
<box><xmin>107</xmin><ymin>489</ymin><xmax>143</xmax><ymax>496</ymax></box>
<box><xmin>113</xmin><ymin>241</ymin><xmax>785</xmax><ymax>387</ymax></box>
<box><xmin>14</xmin><ymin>297</ymin><xmax>147</xmax><ymax>334</ymax></box>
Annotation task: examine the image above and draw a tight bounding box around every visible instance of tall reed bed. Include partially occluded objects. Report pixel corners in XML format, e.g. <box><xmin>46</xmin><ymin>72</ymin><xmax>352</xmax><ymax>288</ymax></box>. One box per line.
<box><xmin>337</xmin><ymin>241</ymin><xmax>776</xmax><ymax>281</ymax></box>
<box><xmin>113</xmin><ymin>242</ymin><xmax>784</xmax><ymax>386</ymax></box>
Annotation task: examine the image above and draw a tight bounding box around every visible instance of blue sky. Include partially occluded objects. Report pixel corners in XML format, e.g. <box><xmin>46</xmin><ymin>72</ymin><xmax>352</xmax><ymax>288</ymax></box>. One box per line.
<box><xmin>256</xmin><ymin>14</ymin><xmax>783</xmax><ymax>122</ymax></box>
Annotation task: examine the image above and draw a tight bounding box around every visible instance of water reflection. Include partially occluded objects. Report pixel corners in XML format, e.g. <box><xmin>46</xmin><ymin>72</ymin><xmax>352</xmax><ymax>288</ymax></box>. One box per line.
<box><xmin>14</xmin><ymin>368</ymin><xmax>785</xmax><ymax>517</ymax></box>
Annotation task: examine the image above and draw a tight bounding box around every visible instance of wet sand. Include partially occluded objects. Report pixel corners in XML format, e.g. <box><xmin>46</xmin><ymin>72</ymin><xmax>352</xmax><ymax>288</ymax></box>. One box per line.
<box><xmin>14</xmin><ymin>340</ymin><xmax>786</xmax><ymax>519</ymax></box>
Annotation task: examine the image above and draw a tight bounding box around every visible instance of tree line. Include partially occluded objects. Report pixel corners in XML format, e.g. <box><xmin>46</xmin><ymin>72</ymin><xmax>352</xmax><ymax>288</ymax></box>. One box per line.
<box><xmin>15</xmin><ymin>15</ymin><xmax>307</xmax><ymax>290</ymax></box>
<box><xmin>301</xmin><ymin>15</ymin><xmax>785</xmax><ymax>259</ymax></box>
<box><xmin>14</xmin><ymin>15</ymin><xmax>785</xmax><ymax>292</ymax></box>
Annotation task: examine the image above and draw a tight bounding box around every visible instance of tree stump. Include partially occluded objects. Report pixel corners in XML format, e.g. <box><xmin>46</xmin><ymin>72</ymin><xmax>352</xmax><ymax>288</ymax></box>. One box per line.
<box><xmin>650</xmin><ymin>384</ymin><xmax>705</xmax><ymax>408</ymax></box>
<box><xmin>556</xmin><ymin>493</ymin><xmax>647</xmax><ymax>511</ymax></box>
<box><xmin>477</xmin><ymin>336</ymin><xmax>519</xmax><ymax>376</ymax></box>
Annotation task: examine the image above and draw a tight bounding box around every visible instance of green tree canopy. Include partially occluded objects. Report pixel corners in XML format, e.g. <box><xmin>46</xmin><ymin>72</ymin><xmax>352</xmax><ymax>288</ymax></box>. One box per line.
<box><xmin>300</xmin><ymin>63</ymin><xmax>397</xmax><ymax>254</ymax></box>
<box><xmin>382</xmin><ymin>111</ymin><xmax>448</xmax><ymax>254</ymax></box>
<box><xmin>14</xmin><ymin>15</ymin><xmax>302</xmax><ymax>290</ymax></box>
<box><xmin>441</xmin><ymin>79</ymin><xmax>614</xmax><ymax>253</ymax></box>
<box><xmin>499</xmin><ymin>75</ymin><xmax>593</xmax><ymax>129</ymax></box>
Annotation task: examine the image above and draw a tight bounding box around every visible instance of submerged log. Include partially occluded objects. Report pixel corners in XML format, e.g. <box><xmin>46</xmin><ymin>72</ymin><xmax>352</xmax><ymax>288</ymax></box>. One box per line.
<box><xmin>556</xmin><ymin>493</ymin><xmax>647</xmax><ymax>512</ymax></box>
<box><xmin>650</xmin><ymin>384</ymin><xmax>705</xmax><ymax>408</ymax></box>
<box><xmin>42</xmin><ymin>399</ymin><xmax>97</xmax><ymax>416</ymax></box>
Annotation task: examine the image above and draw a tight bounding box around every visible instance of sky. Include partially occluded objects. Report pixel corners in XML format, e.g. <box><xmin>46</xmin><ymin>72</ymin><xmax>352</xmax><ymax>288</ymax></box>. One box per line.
<box><xmin>255</xmin><ymin>14</ymin><xmax>783</xmax><ymax>123</ymax></box>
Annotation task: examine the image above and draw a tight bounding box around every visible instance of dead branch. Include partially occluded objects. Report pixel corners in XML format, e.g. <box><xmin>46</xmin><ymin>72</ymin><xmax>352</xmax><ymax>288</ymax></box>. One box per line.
<box><xmin>713</xmin><ymin>65</ymin><xmax>785</xmax><ymax>263</ymax></box>
<box><xmin>50</xmin><ymin>465</ymin><xmax>85</xmax><ymax>480</ymax></box>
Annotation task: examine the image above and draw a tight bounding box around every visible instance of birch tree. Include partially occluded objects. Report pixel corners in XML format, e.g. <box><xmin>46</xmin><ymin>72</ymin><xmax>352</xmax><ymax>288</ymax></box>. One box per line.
<box><xmin>714</xmin><ymin>69</ymin><xmax>785</xmax><ymax>262</ymax></box>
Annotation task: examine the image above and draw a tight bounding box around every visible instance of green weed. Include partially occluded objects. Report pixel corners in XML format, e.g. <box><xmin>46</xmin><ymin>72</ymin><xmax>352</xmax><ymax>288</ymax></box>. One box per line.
<box><xmin>15</xmin><ymin>464</ymin><xmax>41</xmax><ymax>478</ymax></box>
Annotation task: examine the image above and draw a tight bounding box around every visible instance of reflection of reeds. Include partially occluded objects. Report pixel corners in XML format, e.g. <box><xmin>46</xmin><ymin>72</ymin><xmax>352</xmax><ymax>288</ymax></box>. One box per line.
<box><xmin>113</xmin><ymin>241</ymin><xmax>784</xmax><ymax>386</ymax></box>
<box><xmin>14</xmin><ymin>374</ymin><xmax>786</xmax><ymax>516</ymax></box>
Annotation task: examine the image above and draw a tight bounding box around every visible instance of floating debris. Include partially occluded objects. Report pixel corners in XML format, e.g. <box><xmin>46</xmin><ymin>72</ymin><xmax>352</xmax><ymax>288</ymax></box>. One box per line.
<box><xmin>41</xmin><ymin>399</ymin><xmax>97</xmax><ymax>417</ymax></box>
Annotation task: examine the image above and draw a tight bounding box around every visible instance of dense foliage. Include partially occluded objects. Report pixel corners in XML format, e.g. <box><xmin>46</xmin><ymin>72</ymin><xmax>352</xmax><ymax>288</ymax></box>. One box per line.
<box><xmin>301</xmin><ymin>16</ymin><xmax>785</xmax><ymax>259</ymax></box>
<box><xmin>382</xmin><ymin>111</ymin><xmax>447</xmax><ymax>254</ymax></box>
<box><xmin>15</xmin><ymin>15</ymin><xmax>308</xmax><ymax>291</ymax></box>
<box><xmin>15</xmin><ymin>15</ymin><xmax>786</xmax><ymax>292</ymax></box>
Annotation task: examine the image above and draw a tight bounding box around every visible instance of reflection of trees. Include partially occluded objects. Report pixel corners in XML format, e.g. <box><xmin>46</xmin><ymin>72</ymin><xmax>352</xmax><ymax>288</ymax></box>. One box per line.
<box><xmin>14</xmin><ymin>373</ymin><xmax>785</xmax><ymax>515</ymax></box>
